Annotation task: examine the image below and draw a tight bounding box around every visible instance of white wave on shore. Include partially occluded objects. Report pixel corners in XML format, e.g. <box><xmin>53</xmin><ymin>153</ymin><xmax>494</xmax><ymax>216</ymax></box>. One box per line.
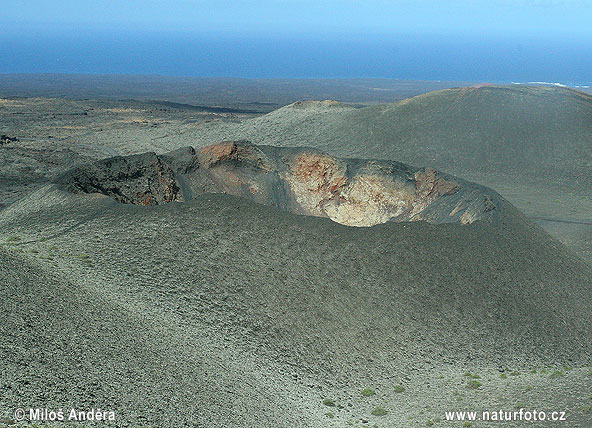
<box><xmin>511</xmin><ymin>81</ymin><xmax>591</xmax><ymax>89</ymax></box>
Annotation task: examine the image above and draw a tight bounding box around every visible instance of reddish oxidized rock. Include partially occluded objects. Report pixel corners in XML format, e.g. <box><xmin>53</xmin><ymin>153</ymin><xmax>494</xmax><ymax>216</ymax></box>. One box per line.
<box><xmin>197</xmin><ymin>141</ymin><xmax>239</xmax><ymax>168</ymax></box>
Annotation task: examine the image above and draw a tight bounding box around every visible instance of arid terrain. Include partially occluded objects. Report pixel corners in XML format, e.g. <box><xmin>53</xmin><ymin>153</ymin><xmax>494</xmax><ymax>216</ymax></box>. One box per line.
<box><xmin>1</xmin><ymin>83</ymin><xmax>590</xmax><ymax>259</ymax></box>
<box><xmin>1</xmin><ymin>78</ymin><xmax>591</xmax><ymax>428</ymax></box>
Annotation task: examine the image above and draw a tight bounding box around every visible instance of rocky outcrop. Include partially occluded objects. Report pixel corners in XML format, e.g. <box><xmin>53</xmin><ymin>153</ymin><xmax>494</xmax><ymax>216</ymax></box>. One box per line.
<box><xmin>57</xmin><ymin>152</ymin><xmax>183</xmax><ymax>206</ymax></box>
<box><xmin>0</xmin><ymin>135</ymin><xmax>18</xmax><ymax>145</ymax></box>
<box><xmin>56</xmin><ymin>141</ymin><xmax>503</xmax><ymax>226</ymax></box>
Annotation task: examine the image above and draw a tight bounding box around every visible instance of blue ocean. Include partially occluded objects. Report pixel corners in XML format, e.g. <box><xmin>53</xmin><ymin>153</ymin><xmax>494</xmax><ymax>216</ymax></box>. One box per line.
<box><xmin>1</xmin><ymin>29</ymin><xmax>590</xmax><ymax>86</ymax></box>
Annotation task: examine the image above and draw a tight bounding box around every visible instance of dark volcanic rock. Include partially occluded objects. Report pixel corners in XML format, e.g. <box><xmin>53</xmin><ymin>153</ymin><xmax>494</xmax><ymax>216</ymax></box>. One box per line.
<box><xmin>57</xmin><ymin>152</ymin><xmax>183</xmax><ymax>206</ymax></box>
<box><xmin>0</xmin><ymin>135</ymin><xmax>18</xmax><ymax>145</ymax></box>
<box><xmin>56</xmin><ymin>141</ymin><xmax>504</xmax><ymax>226</ymax></box>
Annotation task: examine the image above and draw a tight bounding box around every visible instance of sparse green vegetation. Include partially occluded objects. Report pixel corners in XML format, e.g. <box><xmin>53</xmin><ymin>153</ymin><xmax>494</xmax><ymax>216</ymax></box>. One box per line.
<box><xmin>464</xmin><ymin>372</ymin><xmax>481</xmax><ymax>379</ymax></box>
<box><xmin>463</xmin><ymin>422</ymin><xmax>472</xmax><ymax>427</ymax></box>
<box><xmin>6</xmin><ymin>236</ymin><xmax>21</xmax><ymax>242</ymax></box>
<box><xmin>510</xmin><ymin>371</ymin><xmax>521</xmax><ymax>376</ymax></box>
<box><xmin>325</xmin><ymin>412</ymin><xmax>335</xmax><ymax>418</ymax></box>
<box><xmin>393</xmin><ymin>385</ymin><xmax>405</xmax><ymax>393</ymax></box>
<box><xmin>77</xmin><ymin>253</ymin><xmax>93</xmax><ymax>266</ymax></box>
<box><xmin>425</xmin><ymin>420</ymin><xmax>434</xmax><ymax>427</ymax></box>
<box><xmin>361</xmin><ymin>387</ymin><xmax>375</xmax><ymax>397</ymax></box>
<box><xmin>549</xmin><ymin>370</ymin><xmax>565</xmax><ymax>379</ymax></box>
<box><xmin>500</xmin><ymin>373</ymin><xmax>507</xmax><ymax>379</ymax></box>
<box><xmin>322</xmin><ymin>398</ymin><xmax>336</xmax><ymax>407</ymax></box>
<box><xmin>582</xmin><ymin>406</ymin><xmax>591</xmax><ymax>414</ymax></box>
<box><xmin>371</xmin><ymin>407</ymin><xmax>387</xmax><ymax>417</ymax></box>
<box><xmin>467</xmin><ymin>379</ymin><xmax>482</xmax><ymax>390</ymax></box>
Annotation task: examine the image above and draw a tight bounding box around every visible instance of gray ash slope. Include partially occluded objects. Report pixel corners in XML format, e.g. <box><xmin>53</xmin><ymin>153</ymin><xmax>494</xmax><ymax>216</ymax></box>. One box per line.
<box><xmin>0</xmin><ymin>238</ymin><xmax>318</xmax><ymax>428</ymax></box>
<box><xmin>1</xmin><ymin>159</ymin><xmax>592</xmax><ymax>427</ymax></box>
<box><xmin>0</xmin><ymin>142</ymin><xmax>91</xmax><ymax>210</ymax></box>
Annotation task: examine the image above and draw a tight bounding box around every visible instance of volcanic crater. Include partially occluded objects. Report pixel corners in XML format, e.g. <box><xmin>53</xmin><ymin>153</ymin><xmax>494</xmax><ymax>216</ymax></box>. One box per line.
<box><xmin>57</xmin><ymin>141</ymin><xmax>502</xmax><ymax>227</ymax></box>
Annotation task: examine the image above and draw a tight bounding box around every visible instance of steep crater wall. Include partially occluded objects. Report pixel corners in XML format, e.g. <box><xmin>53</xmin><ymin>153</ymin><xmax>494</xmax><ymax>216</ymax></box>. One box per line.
<box><xmin>57</xmin><ymin>141</ymin><xmax>502</xmax><ymax>226</ymax></box>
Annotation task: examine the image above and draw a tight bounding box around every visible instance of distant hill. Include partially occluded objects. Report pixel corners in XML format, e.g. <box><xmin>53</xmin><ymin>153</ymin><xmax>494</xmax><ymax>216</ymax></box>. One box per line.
<box><xmin>207</xmin><ymin>86</ymin><xmax>592</xmax><ymax>188</ymax></box>
<box><xmin>0</xmin><ymin>74</ymin><xmax>468</xmax><ymax>113</ymax></box>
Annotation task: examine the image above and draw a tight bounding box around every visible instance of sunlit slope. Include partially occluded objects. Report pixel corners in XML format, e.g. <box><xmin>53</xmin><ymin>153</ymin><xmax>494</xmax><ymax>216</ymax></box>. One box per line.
<box><xmin>228</xmin><ymin>86</ymin><xmax>592</xmax><ymax>187</ymax></box>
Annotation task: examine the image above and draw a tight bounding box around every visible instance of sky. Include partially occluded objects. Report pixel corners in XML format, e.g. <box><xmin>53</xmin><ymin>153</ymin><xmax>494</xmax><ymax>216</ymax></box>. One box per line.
<box><xmin>2</xmin><ymin>0</ymin><xmax>591</xmax><ymax>37</ymax></box>
<box><xmin>0</xmin><ymin>0</ymin><xmax>590</xmax><ymax>80</ymax></box>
